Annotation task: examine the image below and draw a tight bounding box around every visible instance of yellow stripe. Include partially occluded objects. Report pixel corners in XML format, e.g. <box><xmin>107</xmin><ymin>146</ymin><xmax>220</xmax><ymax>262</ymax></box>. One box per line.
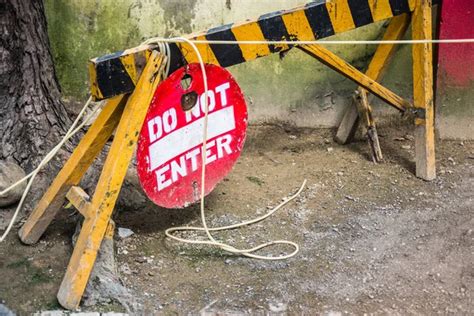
<box><xmin>326</xmin><ymin>1</ymin><xmax>356</xmax><ymax>34</ymax></box>
<box><xmin>281</xmin><ymin>10</ymin><xmax>316</xmax><ymax>41</ymax></box>
<box><xmin>408</xmin><ymin>0</ymin><xmax>417</xmax><ymax>11</ymax></box>
<box><xmin>88</xmin><ymin>62</ymin><xmax>103</xmax><ymax>101</ymax></box>
<box><xmin>368</xmin><ymin>0</ymin><xmax>394</xmax><ymax>21</ymax></box>
<box><xmin>179</xmin><ymin>34</ymin><xmax>220</xmax><ymax>65</ymax></box>
<box><xmin>120</xmin><ymin>54</ymin><xmax>137</xmax><ymax>85</ymax></box>
<box><xmin>231</xmin><ymin>22</ymin><xmax>271</xmax><ymax>61</ymax></box>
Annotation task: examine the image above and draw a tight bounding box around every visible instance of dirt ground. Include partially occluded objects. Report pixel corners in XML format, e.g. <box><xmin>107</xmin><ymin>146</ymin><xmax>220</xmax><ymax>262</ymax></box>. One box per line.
<box><xmin>0</xmin><ymin>121</ymin><xmax>473</xmax><ymax>315</ymax></box>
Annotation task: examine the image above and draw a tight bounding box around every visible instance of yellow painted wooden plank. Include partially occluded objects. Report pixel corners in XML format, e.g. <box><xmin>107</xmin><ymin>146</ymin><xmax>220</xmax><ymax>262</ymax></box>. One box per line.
<box><xmin>231</xmin><ymin>22</ymin><xmax>272</xmax><ymax>61</ymax></box>
<box><xmin>367</xmin><ymin>0</ymin><xmax>393</xmax><ymax>22</ymax></box>
<box><xmin>281</xmin><ymin>10</ymin><xmax>316</xmax><ymax>41</ymax></box>
<box><xmin>88</xmin><ymin>62</ymin><xmax>103</xmax><ymax>101</ymax></box>
<box><xmin>299</xmin><ymin>44</ymin><xmax>411</xmax><ymax>112</ymax></box>
<box><xmin>179</xmin><ymin>35</ymin><xmax>220</xmax><ymax>65</ymax></box>
<box><xmin>326</xmin><ymin>1</ymin><xmax>355</xmax><ymax>34</ymax></box>
<box><xmin>19</xmin><ymin>95</ymin><xmax>127</xmax><ymax>245</ymax></box>
<box><xmin>65</xmin><ymin>186</ymin><xmax>90</xmax><ymax>218</ymax></box>
<box><xmin>56</xmin><ymin>52</ymin><xmax>166</xmax><ymax>310</ymax></box>
<box><xmin>120</xmin><ymin>53</ymin><xmax>138</xmax><ymax>85</ymax></box>
<box><xmin>412</xmin><ymin>0</ymin><xmax>436</xmax><ymax>180</ymax></box>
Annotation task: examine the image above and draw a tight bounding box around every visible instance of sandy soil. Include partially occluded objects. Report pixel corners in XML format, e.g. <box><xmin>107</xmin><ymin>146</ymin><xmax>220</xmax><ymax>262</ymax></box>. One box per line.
<box><xmin>0</xmin><ymin>122</ymin><xmax>473</xmax><ymax>315</ymax></box>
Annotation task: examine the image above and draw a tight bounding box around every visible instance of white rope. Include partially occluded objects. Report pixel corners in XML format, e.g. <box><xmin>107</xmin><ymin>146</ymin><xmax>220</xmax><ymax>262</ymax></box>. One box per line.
<box><xmin>143</xmin><ymin>38</ymin><xmax>474</xmax><ymax>46</ymax></box>
<box><xmin>143</xmin><ymin>37</ymin><xmax>306</xmax><ymax>260</ymax></box>
<box><xmin>0</xmin><ymin>97</ymin><xmax>100</xmax><ymax>242</ymax></box>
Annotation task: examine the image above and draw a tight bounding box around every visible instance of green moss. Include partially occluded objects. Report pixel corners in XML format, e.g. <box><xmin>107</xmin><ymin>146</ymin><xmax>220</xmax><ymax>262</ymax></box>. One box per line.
<box><xmin>246</xmin><ymin>176</ymin><xmax>265</xmax><ymax>186</ymax></box>
<box><xmin>30</xmin><ymin>269</ymin><xmax>50</xmax><ymax>285</ymax></box>
<box><xmin>437</xmin><ymin>84</ymin><xmax>474</xmax><ymax>116</ymax></box>
<box><xmin>6</xmin><ymin>257</ymin><xmax>29</xmax><ymax>269</ymax></box>
<box><xmin>45</xmin><ymin>0</ymin><xmax>142</xmax><ymax>99</ymax></box>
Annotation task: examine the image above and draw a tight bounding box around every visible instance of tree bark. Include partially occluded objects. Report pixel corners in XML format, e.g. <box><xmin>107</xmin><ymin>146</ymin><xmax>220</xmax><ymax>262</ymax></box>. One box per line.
<box><xmin>0</xmin><ymin>0</ymin><xmax>70</xmax><ymax>171</ymax></box>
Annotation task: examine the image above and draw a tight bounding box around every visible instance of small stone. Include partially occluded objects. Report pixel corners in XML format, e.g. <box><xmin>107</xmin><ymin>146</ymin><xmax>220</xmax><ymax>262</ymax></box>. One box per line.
<box><xmin>289</xmin><ymin>135</ymin><xmax>297</xmax><ymax>140</ymax></box>
<box><xmin>118</xmin><ymin>227</ymin><xmax>134</xmax><ymax>239</ymax></box>
<box><xmin>0</xmin><ymin>161</ymin><xmax>27</xmax><ymax>207</ymax></box>
<box><xmin>401</xmin><ymin>145</ymin><xmax>411</xmax><ymax>150</ymax></box>
<box><xmin>269</xmin><ymin>302</ymin><xmax>287</xmax><ymax>313</ymax></box>
<box><xmin>327</xmin><ymin>147</ymin><xmax>334</xmax><ymax>152</ymax></box>
<box><xmin>337</xmin><ymin>171</ymin><xmax>344</xmax><ymax>176</ymax></box>
<box><xmin>135</xmin><ymin>256</ymin><xmax>147</xmax><ymax>263</ymax></box>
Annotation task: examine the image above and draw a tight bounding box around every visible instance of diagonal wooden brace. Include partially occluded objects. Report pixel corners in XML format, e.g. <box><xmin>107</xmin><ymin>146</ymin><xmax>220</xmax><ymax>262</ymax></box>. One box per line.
<box><xmin>298</xmin><ymin>43</ymin><xmax>412</xmax><ymax>112</ymax></box>
<box><xmin>56</xmin><ymin>51</ymin><xmax>165</xmax><ymax>310</ymax></box>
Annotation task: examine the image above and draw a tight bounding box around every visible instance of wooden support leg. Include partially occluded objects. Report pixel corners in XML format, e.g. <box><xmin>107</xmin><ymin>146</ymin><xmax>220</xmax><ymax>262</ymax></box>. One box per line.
<box><xmin>355</xmin><ymin>89</ymin><xmax>383</xmax><ymax>162</ymax></box>
<box><xmin>335</xmin><ymin>14</ymin><xmax>411</xmax><ymax>149</ymax></box>
<box><xmin>56</xmin><ymin>51</ymin><xmax>165</xmax><ymax>310</ymax></box>
<box><xmin>19</xmin><ymin>95</ymin><xmax>127</xmax><ymax>244</ymax></box>
<box><xmin>412</xmin><ymin>0</ymin><xmax>436</xmax><ymax>180</ymax></box>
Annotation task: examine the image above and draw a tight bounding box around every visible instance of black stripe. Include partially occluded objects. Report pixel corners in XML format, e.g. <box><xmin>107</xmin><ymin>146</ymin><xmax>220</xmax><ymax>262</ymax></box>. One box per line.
<box><xmin>168</xmin><ymin>43</ymin><xmax>187</xmax><ymax>75</ymax></box>
<box><xmin>206</xmin><ymin>24</ymin><xmax>246</xmax><ymax>67</ymax></box>
<box><xmin>347</xmin><ymin>0</ymin><xmax>374</xmax><ymax>27</ymax></box>
<box><xmin>304</xmin><ymin>1</ymin><xmax>335</xmax><ymax>39</ymax></box>
<box><xmin>388</xmin><ymin>0</ymin><xmax>411</xmax><ymax>15</ymax></box>
<box><xmin>96</xmin><ymin>57</ymin><xmax>135</xmax><ymax>99</ymax></box>
<box><xmin>257</xmin><ymin>11</ymin><xmax>291</xmax><ymax>53</ymax></box>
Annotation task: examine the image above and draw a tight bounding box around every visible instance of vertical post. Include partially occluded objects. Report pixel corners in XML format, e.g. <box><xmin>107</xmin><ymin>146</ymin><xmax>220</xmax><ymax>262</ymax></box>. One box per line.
<box><xmin>412</xmin><ymin>0</ymin><xmax>436</xmax><ymax>180</ymax></box>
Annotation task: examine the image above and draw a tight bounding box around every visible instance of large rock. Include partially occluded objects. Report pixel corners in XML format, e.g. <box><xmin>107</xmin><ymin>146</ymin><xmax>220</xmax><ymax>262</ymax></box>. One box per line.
<box><xmin>0</xmin><ymin>304</ymin><xmax>15</xmax><ymax>315</ymax></box>
<box><xmin>0</xmin><ymin>161</ymin><xmax>27</xmax><ymax>207</ymax></box>
<box><xmin>72</xmin><ymin>222</ymin><xmax>140</xmax><ymax>313</ymax></box>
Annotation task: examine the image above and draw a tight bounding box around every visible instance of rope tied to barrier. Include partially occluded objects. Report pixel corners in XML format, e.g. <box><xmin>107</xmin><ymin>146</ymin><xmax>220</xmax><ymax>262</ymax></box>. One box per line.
<box><xmin>4</xmin><ymin>35</ymin><xmax>474</xmax><ymax>251</ymax></box>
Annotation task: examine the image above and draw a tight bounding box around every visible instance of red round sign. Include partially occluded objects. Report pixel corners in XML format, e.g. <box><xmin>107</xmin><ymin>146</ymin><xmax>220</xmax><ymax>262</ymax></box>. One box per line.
<box><xmin>137</xmin><ymin>64</ymin><xmax>248</xmax><ymax>209</ymax></box>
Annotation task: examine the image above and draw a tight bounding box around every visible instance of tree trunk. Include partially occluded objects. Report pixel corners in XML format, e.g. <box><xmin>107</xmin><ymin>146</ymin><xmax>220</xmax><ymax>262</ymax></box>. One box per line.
<box><xmin>0</xmin><ymin>0</ymin><xmax>70</xmax><ymax>171</ymax></box>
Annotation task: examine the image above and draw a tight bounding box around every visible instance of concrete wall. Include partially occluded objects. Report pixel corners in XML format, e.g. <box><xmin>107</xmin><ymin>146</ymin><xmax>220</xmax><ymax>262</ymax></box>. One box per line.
<box><xmin>436</xmin><ymin>1</ymin><xmax>474</xmax><ymax>140</ymax></box>
<box><xmin>45</xmin><ymin>0</ymin><xmax>413</xmax><ymax>128</ymax></box>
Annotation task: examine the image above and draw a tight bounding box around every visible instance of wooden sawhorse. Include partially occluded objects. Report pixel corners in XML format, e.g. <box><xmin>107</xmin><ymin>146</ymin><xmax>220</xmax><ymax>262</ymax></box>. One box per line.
<box><xmin>18</xmin><ymin>0</ymin><xmax>436</xmax><ymax>310</ymax></box>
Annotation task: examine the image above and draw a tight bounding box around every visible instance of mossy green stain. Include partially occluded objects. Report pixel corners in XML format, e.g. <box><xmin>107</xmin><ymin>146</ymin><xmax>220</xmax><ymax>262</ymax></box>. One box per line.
<box><xmin>157</xmin><ymin>0</ymin><xmax>198</xmax><ymax>36</ymax></box>
<box><xmin>45</xmin><ymin>0</ymin><xmax>142</xmax><ymax>99</ymax></box>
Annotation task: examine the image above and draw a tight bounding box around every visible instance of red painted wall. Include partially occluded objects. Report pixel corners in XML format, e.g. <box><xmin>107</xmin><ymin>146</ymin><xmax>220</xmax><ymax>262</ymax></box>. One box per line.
<box><xmin>437</xmin><ymin>2</ymin><xmax>474</xmax><ymax>88</ymax></box>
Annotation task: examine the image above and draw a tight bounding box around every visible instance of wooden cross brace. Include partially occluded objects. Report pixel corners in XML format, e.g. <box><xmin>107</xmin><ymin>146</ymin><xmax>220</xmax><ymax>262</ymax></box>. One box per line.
<box><xmin>18</xmin><ymin>0</ymin><xmax>436</xmax><ymax>311</ymax></box>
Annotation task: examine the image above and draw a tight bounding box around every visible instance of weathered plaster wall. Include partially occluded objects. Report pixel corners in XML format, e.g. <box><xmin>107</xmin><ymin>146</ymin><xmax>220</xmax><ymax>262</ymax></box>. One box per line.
<box><xmin>45</xmin><ymin>0</ymin><xmax>412</xmax><ymax>128</ymax></box>
<box><xmin>436</xmin><ymin>1</ymin><xmax>474</xmax><ymax>140</ymax></box>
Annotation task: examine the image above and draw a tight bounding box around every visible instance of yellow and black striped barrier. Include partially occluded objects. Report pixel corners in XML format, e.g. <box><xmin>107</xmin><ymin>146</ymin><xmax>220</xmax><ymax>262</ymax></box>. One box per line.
<box><xmin>89</xmin><ymin>0</ymin><xmax>438</xmax><ymax>101</ymax></box>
